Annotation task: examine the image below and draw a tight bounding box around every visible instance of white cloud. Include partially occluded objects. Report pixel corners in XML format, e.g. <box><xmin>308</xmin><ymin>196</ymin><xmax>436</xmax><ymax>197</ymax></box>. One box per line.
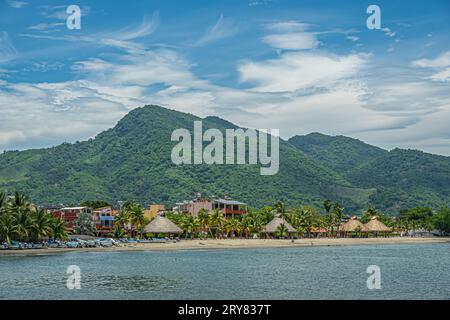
<box><xmin>429</xmin><ymin>68</ymin><xmax>450</xmax><ymax>82</ymax></box>
<box><xmin>28</xmin><ymin>22</ymin><xmax>65</xmax><ymax>31</ymax></box>
<box><xmin>0</xmin><ymin>31</ymin><xmax>17</xmax><ymax>64</ymax></box>
<box><xmin>346</xmin><ymin>35</ymin><xmax>359</xmax><ymax>42</ymax></box>
<box><xmin>21</xmin><ymin>13</ymin><xmax>159</xmax><ymax>54</ymax></box>
<box><xmin>262</xmin><ymin>21</ymin><xmax>318</xmax><ymax>50</ymax></box>
<box><xmin>40</xmin><ymin>5</ymin><xmax>91</xmax><ymax>20</ymax></box>
<box><xmin>413</xmin><ymin>51</ymin><xmax>450</xmax><ymax>82</ymax></box>
<box><xmin>196</xmin><ymin>14</ymin><xmax>238</xmax><ymax>45</ymax></box>
<box><xmin>413</xmin><ymin>51</ymin><xmax>450</xmax><ymax>68</ymax></box>
<box><xmin>2</xmin><ymin>19</ymin><xmax>450</xmax><ymax>157</ymax></box>
<box><xmin>382</xmin><ymin>27</ymin><xmax>396</xmax><ymax>37</ymax></box>
<box><xmin>238</xmin><ymin>51</ymin><xmax>366</xmax><ymax>93</ymax></box>
<box><xmin>7</xmin><ymin>0</ymin><xmax>27</xmax><ymax>8</ymax></box>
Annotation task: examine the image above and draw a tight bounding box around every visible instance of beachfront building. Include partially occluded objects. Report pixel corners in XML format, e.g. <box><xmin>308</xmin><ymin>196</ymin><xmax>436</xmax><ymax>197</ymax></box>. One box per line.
<box><xmin>364</xmin><ymin>216</ymin><xmax>392</xmax><ymax>236</ymax></box>
<box><xmin>174</xmin><ymin>195</ymin><xmax>248</xmax><ymax>218</ymax></box>
<box><xmin>175</xmin><ymin>198</ymin><xmax>212</xmax><ymax>217</ymax></box>
<box><xmin>310</xmin><ymin>227</ymin><xmax>328</xmax><ymax>238</ymax></box>
<box><xmin>52</xmin><ymin>207</ymin><xmax>92</xmax><ymax>233</ymax></box>
<box><xmin>143</xmin><ymin>215</ymin><xmax>182</xmax><ymax>236</ymax></box>
<box><xmin>212</xmin><ymin>199</ymin><xmax>247</xmax><ymax>219</ymax></box>
<box><xmin>144</xmin><ymin>204</ymin><xmax>166</xmax><ymax>220</ymax></box>
<box><xmin>92</xmin><ymin>207</ymin><xmax>118</xmax><ymax>236</ymax></box>
<box><xmin>340</xmin><ymin>216</ymin><xmax>370</xmax><ymax>237</ymax></box>
<box><xmin>262</xmin><ymin>216</ymin><xmax>296</xmax><ymax>238</ymax></box>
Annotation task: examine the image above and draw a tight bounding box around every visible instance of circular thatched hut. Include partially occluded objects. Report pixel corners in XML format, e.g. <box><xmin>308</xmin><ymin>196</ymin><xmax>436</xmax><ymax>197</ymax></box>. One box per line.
<box><xmin>340</xmin><ymin>216</ymin><xmax>369</xmax><ymax>236</ymax></box>
<box><xmin>262</xmin><ymin>217</ymin><xmax>296</xmax><ymax>237</ymax></box>
<box><xmin>143</xmin><ymin>215</ymin><xmax>182</xmax><ymax>235</ymax></box>
<box><xmin>364</xmin><ymin>216</ymin><xmax>392</xmax><ymax>235</ymax></box>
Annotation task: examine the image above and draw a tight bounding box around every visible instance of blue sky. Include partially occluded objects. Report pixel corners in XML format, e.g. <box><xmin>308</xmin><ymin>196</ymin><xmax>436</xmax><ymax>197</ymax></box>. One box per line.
<box><xmin>1</xmin><ymin>0</ymin><xmax>450</xmax><ymax>155</ymax></box>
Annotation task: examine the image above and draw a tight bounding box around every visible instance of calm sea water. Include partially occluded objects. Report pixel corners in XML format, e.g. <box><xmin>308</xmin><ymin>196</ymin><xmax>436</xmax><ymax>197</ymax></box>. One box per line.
<box><xmin>0</xmin><ymin>243</ymin><xmax>449</xmax><ymax>300</ymax></box>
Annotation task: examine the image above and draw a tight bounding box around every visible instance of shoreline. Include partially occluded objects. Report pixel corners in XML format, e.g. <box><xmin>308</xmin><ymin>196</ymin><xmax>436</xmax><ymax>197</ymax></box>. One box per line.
<box><xmin>1</xmin><ymin>237</ymin><xmax>449</xmax><ymax>256</ymax></box>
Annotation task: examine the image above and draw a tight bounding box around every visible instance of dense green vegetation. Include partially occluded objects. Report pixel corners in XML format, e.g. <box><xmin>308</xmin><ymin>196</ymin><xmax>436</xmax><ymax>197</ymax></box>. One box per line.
<box><xmin>289</xmin><ymin>133</ymin><xmax>450</xmax><ymax>212</ymax></box>
<box><xmin>2</xmin><ymin>192</ymin><xmax>449</xmax><ymax>243</ymax></box>
<box><xmin>0</xmin><ymin>192</ymin><xmax>67</xmax><ymax>244</ymax></box>
<box><xmin>0</xmin><ymin>105</ymin><xmax>364</xmax><ymax>211</ymax></box>
<box><xmin>1</xmin><ymin>105</ymin><xmax>450</xmax><ymax>214</ymax></box>
<box><xmin>166</xmin><ymin>200</ymin><xmax>450</xmax><ymax>238</ymax></box>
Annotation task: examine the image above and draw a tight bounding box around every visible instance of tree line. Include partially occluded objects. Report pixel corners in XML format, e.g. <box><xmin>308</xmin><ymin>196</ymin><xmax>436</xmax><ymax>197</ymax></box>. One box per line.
<box><xmin>0</xmin><ymin>192</ymin><xmax>67</xmax><ymax>244</ymax></box>
<box><xmin>1</xmin><ymin>192</ymin><xmax>449</xmax><ymax>243</ymax></box>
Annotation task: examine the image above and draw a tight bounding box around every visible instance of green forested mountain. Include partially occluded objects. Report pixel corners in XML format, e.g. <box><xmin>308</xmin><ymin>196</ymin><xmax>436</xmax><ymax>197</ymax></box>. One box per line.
<box><xmin>1</xmin><ymin>105</ymin><xmax>449</xmax><ymax>213</ymax></box>
<box><xmin>289</xmin><ymin>133</ymin><xmax>450</xmax><ymax>212</ymax></box>
<box><xmin>288</xmin><ymin>133</ymin><xmax>387</xmax><ymax>174</ymax></box>
<box><xmin>0</xmin><ymin>105</ymin><xmax>365</xmax><ymax>210</ymax></box>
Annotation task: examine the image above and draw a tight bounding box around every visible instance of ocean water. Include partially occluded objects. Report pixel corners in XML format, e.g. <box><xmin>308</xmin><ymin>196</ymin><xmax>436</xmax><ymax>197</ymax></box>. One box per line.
<box><xmin>0</xmin><ymin>243</ymin><xmax>449</xmax><ymax>300</ymax></box>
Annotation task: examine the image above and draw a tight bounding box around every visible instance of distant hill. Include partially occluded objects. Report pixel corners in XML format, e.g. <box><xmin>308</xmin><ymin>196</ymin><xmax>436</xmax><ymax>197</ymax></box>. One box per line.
<box><xmin>0</xmin><ymin>105</ymin><xmax>367</xmax><ymax>211</ymax></box>
<box><xmin>289</xmin><ymin>133</ymin><xmax>450</xmax><ymax>212</ymax></box>
<box><xmin>288</xmin><ymin>133</ymin><xmax>387</xmax><ymax>174</ymax></box>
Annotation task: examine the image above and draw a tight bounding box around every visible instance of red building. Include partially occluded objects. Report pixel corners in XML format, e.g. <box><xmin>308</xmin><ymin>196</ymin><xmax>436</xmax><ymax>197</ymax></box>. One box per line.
<box><xmin>51</xmin><ymin>207</ymin><xmax>92</xmax><ymax>233</ymax></box>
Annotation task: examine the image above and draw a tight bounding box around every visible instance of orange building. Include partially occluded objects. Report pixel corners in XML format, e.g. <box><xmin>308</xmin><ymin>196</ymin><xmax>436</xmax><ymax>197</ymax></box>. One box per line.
<box><xmin>144</xmin><ymin>204</ymin><xmax>166</xmax><ymax>220</ymax></box>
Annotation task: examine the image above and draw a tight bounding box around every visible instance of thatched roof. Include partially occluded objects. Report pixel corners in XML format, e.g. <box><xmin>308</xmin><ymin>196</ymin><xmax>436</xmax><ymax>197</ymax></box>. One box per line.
<box><xmin>263</xmin><ymin>217</ymin><xmax>296</xmax><ymax>233</ymax></box>
<box><xmin>144</xmin><ymin>215</ymin><xmax>182</xmax><ymax>234</ymax></box>
<box><xmin>340</xmin><ymin>216</ymin><xmax>369</xmax><ymax>232</ymax></box>
<box><xmin>310</xmin><ymin>227</ymin><xmax>328</xmax><ymax>233</ymax></box>
<box><xmin>364</xmin><ymin>216</ymin><xmax>392</xmax><ymax>232</ymax></box>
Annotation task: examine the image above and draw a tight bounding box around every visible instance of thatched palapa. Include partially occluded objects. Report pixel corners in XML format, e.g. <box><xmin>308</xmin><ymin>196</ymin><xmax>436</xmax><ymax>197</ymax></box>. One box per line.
<box><xmin>263</xmin><ymin>217</ymin><xmax>296</xmax><ymax>234</ymax></box>
<box><xmin>364</xmin><ymin>216</ymin><xmax>392</xmax><ymax>232</ymax></box>
<box><xmin>144</xmin><ymin>215</ymin><xmax>182</xmax><ymax>234</ymax></box>
<box><xmin>340</xmin><ymin>216</ymin><xmax>369</xmax><ymax>232</ymax></box>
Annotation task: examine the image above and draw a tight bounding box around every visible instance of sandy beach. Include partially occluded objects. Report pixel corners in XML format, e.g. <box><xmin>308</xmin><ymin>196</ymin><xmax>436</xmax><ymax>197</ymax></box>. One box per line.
<box><xmin>1</xmin><ymin>237</ymin><xmax>449</xmax><ymax>256</ymax></box>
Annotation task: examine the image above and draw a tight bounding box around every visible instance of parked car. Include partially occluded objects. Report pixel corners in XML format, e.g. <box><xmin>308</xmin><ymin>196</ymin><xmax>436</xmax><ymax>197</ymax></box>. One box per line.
<box><xmin>66</xmin><ymin>241</ymin><xmax>80</xmax><ymax>248</ymax></box>
<box><xmin>85</xmin><ymin>240</ymin><xmax>96</xmax><ymax>247</ymax></box>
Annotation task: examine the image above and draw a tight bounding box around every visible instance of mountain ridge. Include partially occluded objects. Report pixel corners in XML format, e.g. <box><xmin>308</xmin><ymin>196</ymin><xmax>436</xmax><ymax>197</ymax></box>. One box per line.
<box><xmin>1</xmin><ymin>105</ymin><xmax>449</xmax><ymax>213</ymax></box>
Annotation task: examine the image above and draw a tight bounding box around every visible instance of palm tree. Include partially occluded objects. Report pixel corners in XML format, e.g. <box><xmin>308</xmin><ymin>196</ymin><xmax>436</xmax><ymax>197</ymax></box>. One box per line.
<box><xmin>49</xmin><ymin>217</ymin><xmax>68</xmax><ymax>240</ymax></box>
<box><xmin>0</xmin><ymin>192</ymin><xmax>7</xmax><ymax>215</ymax></box>
<box><xmin>225</xmin><ymin>218</ymin><xmax>239</xmax><ymax>238</ymax></box>
<box><xmin>180</xmin><ymin>216</ymin><xmax>199</xmax><ymax>239</ymax></box>
<box><xmin>115</xmin><ymin>209</ymin><xmax>130</xmax><ymax>230</ymax></box>
<box><xmin>273</xmin><ymin>202</ymin><xmax>289</xmax><ymax>220</ymax></box>
<box><xmin>0</xmin><ymin>214</ymin><xmax>18</xmax><ymax>244</ymax></box>
<box><xmin>323</xmin><ymin>200</ymin><xmax>333</xmax><ymax>214</ymax></box>
<box><xmin>241</xmin><ymin>217</ymin><xmax>252</xmax><ymax>238</ymax></box>
<box><xmin>276</xmin><ymin>223</ymin><xmax>288</xmax><ymax>239</ymax></box>
<box><xmin>127</xmin><ymin>204</ymin><xmax>146</xmax><ymax>238</ymax></box>
<box><xmin>10</xmin><ymin>192</ymin><xmax>30</xmax><ymax>213</ymax></box>
<box><xmin>31</xmin><ymin>208</ymin><xmax>52</xmax><ymax>241</ymax></box>
<box><xmin>13</xmin><ymin>208</ymin><xmax>34</xmax><ymax>241</ymax></box>
<box><xmin>197</xmin><ymin>208</ymin><xmax>210</xmax><ymax>236</ymax></box>
<box><xmin>112</xmin><ymin>225</ymin><xmax>126</xmax><ymax>239</ymax></box>
<box><xmin>332</xmin><ymin>203</ymin><xmax>344</xmax><ymax>237</ymax></box>
<box><xmin>208</xmin><ymin>209</ymin><xmax>225</xmax><ymax>238</ymax></box>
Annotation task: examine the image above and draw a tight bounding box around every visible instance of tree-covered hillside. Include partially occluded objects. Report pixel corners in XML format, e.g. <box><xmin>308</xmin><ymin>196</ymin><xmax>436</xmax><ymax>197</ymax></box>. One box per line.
<box><xmin>0</xmin><ymin>105</ymin><xmax>367</xmax><ymax>210</ymax></box>
<box><xmin>289</xmin><ymin>133</ymin><xmax>450</xmax><ymax>212</ymax></box>
<box><xmin>288</xmin><ymin>133</ymin><xmax>387</xmax><ymax>174</ymax></box>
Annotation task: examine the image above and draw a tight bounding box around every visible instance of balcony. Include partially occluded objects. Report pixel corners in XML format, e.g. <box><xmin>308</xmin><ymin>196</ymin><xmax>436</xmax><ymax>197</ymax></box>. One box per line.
<box><xmin>221</xmin><ymin>209</ymin><xmax>247</xmax><ymax>215</ymax></box>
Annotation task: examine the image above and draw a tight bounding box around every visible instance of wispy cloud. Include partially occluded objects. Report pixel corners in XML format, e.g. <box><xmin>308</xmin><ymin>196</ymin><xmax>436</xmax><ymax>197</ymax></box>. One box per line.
<box><xmin>27</xmin><ymin>22</ymin><xmax>65</xmax><ymax>31</ymax></box>
<box><xmin>0</xmin><ymin>31</ymin><xmax>18</xmax><ymax>64</ymax></box>
<box><xmin>262</xmin><ymin>21</ymin><xmax>318</xmax><ymax>50</ymax></box>
<box><xmin>413</xmin><ymin>51</ymin><xmax>450</xmax><ymax>82</ymax></box>
<box><xmin>40</xmin><ymin>4</ymin><xmax>91</xmax><ymax>20</ymax></box>
<box><xmin>7</xmin><ymin>0</ymin><xmax>28</xmax><ymax>8</ymax></box>
<box><xmin>21</xmin><ymin>13</ymin><xmax>160</xmax><ymax>54</ymax></box>
<box><xmin>196</xmin><ymin>14</ymin><xmax>238</xmax><ymax>45</ymax></box>
<box><xmin>382</xmin><ymin>27</ymin><xmax>396</xmax><ymax>37</ymax></box>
